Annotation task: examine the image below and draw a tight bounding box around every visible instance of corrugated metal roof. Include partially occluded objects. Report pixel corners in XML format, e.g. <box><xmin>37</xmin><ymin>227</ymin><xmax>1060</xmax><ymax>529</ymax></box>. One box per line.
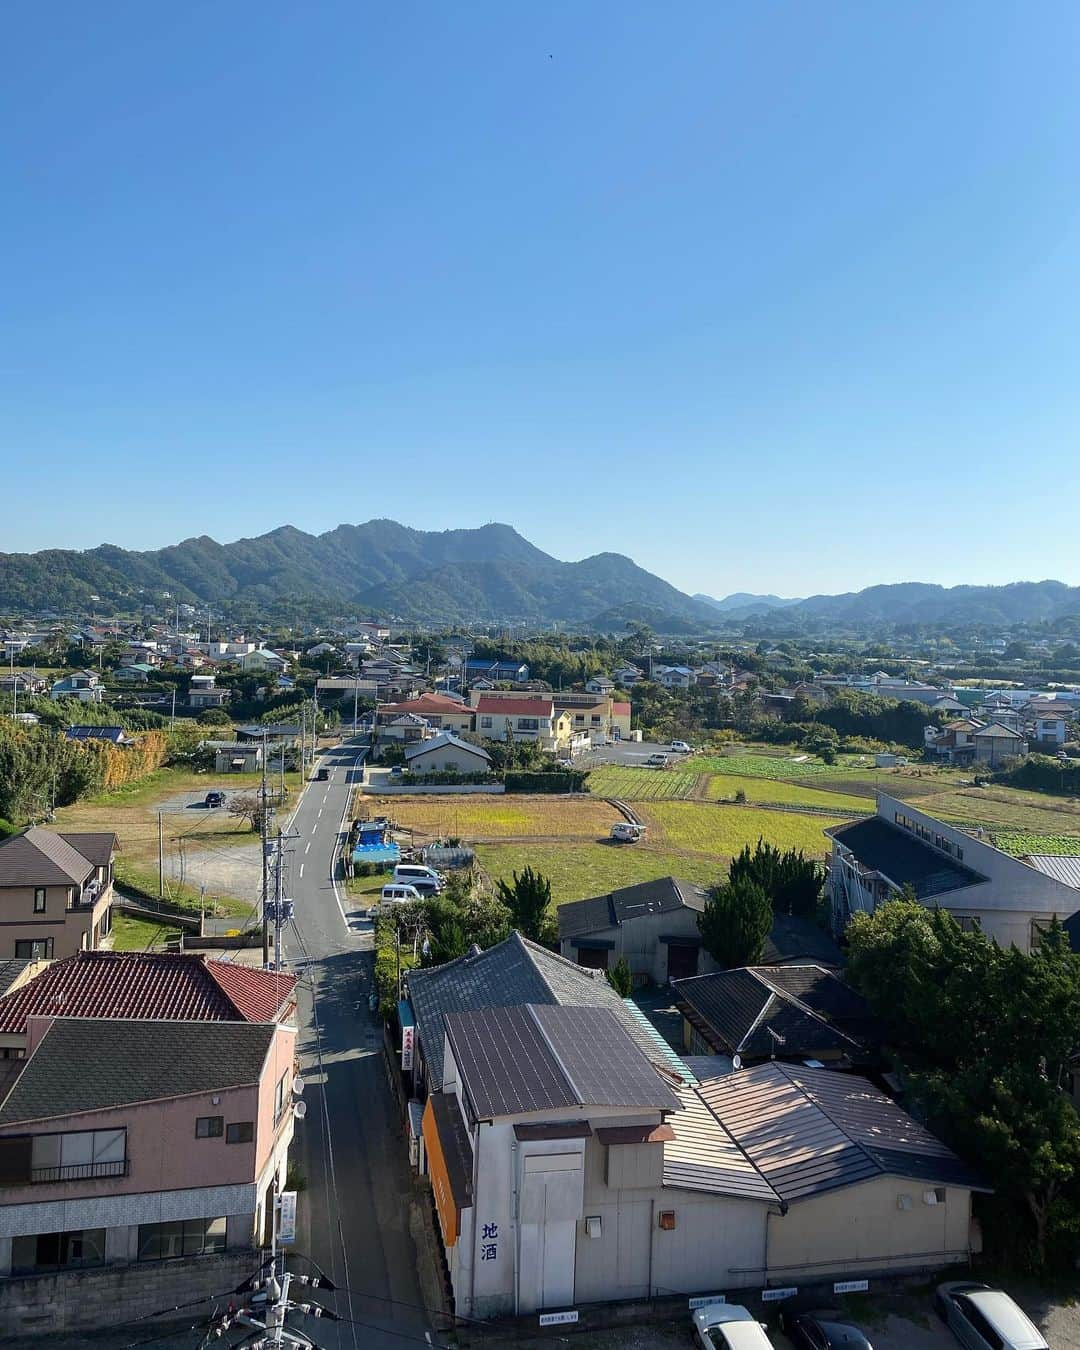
<box><xmin>1024</xmin><ymin>854</ymin><xmax>1080</xmax><ymax>890</ymax></box>
<box><xmin>697</xmin><ymin>1063</ymin><xmax>987</xmax><ymax>1202</ymax></box>
<box><xmin>663</xmin><ymin>1080</ymin><xmax>778</xmax><ymax>1203</ymax></box>
<box><xmin>445</xmin><ymin>1003</ymin><xmax>682</xmax><ymax>1120</ymax></box>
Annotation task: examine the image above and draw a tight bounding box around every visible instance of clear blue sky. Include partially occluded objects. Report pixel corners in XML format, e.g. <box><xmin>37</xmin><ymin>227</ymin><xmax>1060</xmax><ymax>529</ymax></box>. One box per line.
<box><xmin>4</xmin><ymin>1</ymin><xmax>1080</xmax><ymax>598</ymax></box>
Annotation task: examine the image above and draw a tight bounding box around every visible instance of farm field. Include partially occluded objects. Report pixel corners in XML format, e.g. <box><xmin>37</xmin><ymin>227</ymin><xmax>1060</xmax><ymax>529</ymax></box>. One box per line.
<box><xmin>585</xmin><ymin>766</ymin><xmax>700</xmax><ymax>801</ymax></box>
<box><xmin>991</xmin><ymin>833</ymin><xmax>1080</xmax><ymax>857</ymax></box>
<box><xmin>634</xmin><ymin>801</ymin><xmax>850</xmax><ymax>860</ymax></box>
<box><xmin>916</xmin><ymin>786</ymin><xmax>1080</xmax><ymax>835</ymax></box>
<box><xmin>360</xmin><ymin>793</ymin><xmax>620</xmax><ymax>841</ymax></box>
<box><xmin>702</xmin><ymin>773</ymin><xmax>871</xmax><ymax>813</ymax></box>
<box><xmin>474</xmin><ymin>842</ymin><xmax>726</xmax><ymax>905</ymax></box>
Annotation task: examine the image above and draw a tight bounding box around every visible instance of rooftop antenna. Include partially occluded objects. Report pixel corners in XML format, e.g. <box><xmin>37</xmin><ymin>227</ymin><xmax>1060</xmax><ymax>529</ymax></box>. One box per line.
<box><xmin>766</xmin><ymin>1026</ymin><xmax>786</xmax><ymax>1060</ymax></box>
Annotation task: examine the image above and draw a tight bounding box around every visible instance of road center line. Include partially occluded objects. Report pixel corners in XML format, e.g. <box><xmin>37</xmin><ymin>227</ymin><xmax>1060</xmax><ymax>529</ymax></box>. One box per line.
<box><xmin>305</xmin><ymin>841</ymin><xmax>311</xmax><ymax>854</ymax></box>
<box><xmin>299</xmin><ymin>863</ymin><xmax>304</xmax><ymax>879</ymax></box>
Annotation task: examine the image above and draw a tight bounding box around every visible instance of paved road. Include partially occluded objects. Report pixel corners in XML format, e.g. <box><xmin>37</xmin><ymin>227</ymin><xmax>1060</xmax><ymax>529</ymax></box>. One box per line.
<box><xmin>278</xmin><ymin>739</ymin><xmax>431</xmax><ymax>1350</ymax></box>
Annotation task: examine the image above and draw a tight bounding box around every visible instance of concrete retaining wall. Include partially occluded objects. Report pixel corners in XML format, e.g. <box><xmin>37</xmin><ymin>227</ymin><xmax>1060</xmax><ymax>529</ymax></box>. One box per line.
<box><xmin>0</xmin><ymin>1251</ymin><xmax>254</xmax><ymax>1337</ymax></box>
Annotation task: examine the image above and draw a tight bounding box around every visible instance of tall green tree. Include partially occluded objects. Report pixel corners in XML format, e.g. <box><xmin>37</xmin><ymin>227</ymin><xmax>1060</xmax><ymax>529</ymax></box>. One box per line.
<box><xmin>495</xmin><ymin>866</ymin><xmax>553</xmax><ymax>943</ymax></box>
<box><xmin>728</xmin><ymin>839</ymin><xmax>824</xmax><ymax>918</ymax></box>
<box><xmin>697</xmin><ymin>877</ymin><xmax>773</xmax><ymax>969</ymax></box>
<box><xmin>607</xmin><ymin>956</ymin><xmax>634</xmax><ymax>998</ymax></box>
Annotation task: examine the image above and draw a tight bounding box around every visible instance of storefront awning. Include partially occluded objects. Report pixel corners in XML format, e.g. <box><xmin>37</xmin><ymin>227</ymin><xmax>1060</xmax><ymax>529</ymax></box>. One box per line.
<box><xmin>422</xmin><ymin>1092</ymin><xmax>473</xmax><ymax>1247</ymax></box>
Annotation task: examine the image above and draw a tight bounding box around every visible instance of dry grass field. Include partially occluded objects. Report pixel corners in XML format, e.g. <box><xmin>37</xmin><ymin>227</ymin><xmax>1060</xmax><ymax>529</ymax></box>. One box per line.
<box><xmin>359</xmin><ymin>793</ymin><xmax>621</xmax><ymax>842</ymax></box>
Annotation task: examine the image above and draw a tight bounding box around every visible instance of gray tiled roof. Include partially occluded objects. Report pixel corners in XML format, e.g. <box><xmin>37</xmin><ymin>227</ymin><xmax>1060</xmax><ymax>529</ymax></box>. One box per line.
<box><xmin>0</xmin><ymin>1018</ymin><xmax>277</xmax><ymax>1125</ymax></box>
<box><xmin>406</xmin><ymin>931</ymin><xmax>659</xmax><ymax>1088</ymax></box>
<box><xmin>557</xmin><ymin>876</ymin><xmax>707</xmax><ymax>940</ymax></box>
<box><xmin>0</xmin><ymin>960</ymin><xmax>30</xmax><ymax>996</ymax></box>
<box><xmin>445</xmin><ymin>1004</ymin><xmax>682</xmax><ymax>1120</ymax></box>
<box><xmin>0</xmin><ymin>828</ymin><xmax>96</xmax><ymax>888</ymax></box>
<box><xmin>697</xmin><ymin>1062</ymin><xmax>987</xmax><ymax>1202</ymax></box>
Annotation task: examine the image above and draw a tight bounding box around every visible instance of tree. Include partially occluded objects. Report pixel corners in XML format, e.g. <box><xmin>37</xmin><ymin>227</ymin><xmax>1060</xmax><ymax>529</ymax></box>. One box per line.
<box><xmin>495</xmin><ymin>866</ymin><xmax>553</xmax><ymax>943</ymax></box>
<box><xmin>228</xmin><ymin>792</ymin><xmax>265</xmax><ymax>833</ymax></box>
<box><xmin>606</xmin><ymin>956</ymin><xmax>634</xmax><ymax>998</ymax></box>
<box><xmin>697</xmin><ymin>877</ymin><xmax>772</xmax><ymax>969</ymax></box>
<box><xmin>198</xmin><ymin>707</ymin><xmax>232</xmax><ymax>726</ymax></box>
<box><xmin>728</xmin><ymin>839</ymin><xmax>823</xmax><ymax>918</ymax></box>
<box><xmin>420</xmin><ymin>895</ymin><xmax>470</xmax><ymax>966</ymax></box>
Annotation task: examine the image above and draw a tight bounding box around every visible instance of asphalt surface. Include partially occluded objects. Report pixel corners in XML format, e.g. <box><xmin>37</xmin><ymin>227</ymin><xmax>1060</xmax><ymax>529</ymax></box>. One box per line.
<box><xmin>278</xmin><ymin>738</ymin><xmax>432</xmax><ymax>1350</ymax></box>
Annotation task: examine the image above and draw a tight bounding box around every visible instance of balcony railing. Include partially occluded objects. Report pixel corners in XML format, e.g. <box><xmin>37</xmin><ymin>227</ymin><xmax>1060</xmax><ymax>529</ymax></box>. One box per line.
<box><xmin>31</xmin><ymin>1159</ymin><xmax>129</xmax><ymax>1184</ymax></box>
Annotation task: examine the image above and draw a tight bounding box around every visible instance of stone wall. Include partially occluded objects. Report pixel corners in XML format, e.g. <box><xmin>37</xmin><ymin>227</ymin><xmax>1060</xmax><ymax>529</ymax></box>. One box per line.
<box><xmin>0</xmin><ymin>1251</ymin><xmax>254</xmax><ymax>1338</ymax></box>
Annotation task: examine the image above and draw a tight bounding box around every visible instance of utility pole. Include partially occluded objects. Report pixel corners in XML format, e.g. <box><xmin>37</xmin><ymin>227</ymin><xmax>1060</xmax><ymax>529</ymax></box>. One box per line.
<box><xmin>261</xmin><ymin>731</ymin><xmax>272</xmax><ymax>967</ymax></box>
<box><xmin>158</xmin><ymin>813</ymin><xmax>164</xmax><ymax>898</ymax></box>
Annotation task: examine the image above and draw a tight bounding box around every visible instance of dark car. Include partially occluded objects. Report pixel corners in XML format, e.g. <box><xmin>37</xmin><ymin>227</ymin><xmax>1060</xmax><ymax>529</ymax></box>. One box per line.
<box><xmin>316</xmin><ymin>767</ymin><xmax>330</xmax><ymax>781</ymax></box>
<box><xmin>204</xmin><ymin>791</ymin><xmax>226</xmax><ymax>809</ymax></box>
<box><xmin>778</xmin><ymin>1306</ymin><xmax>874</xmax><ymax>1349</ymax></box>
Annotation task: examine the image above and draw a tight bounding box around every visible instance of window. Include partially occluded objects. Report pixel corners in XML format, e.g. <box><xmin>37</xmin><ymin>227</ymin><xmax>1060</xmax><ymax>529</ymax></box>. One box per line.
<box><xmin>138</xmin><ymin>1216</ymin><xmax>226</xmax><ymax>1261</ymax></box>
<box><xmin>31</xmin><ymin>1128</ymin><xmax>126</xmax><ymax>1183</ymax></box>
<box><xmin>15</xmin><ymin>938</ymin><xmax>53</xmax><ymax>960</ymax></box>
<box><xmin>12</xmin><ymin>1228</ymin><xmax>105</xmax><ymax>1274</ymax></box>
<box><xmin>274</xmin><ymin>1069</ymin><xmax>289</xmax><ymax>1124</ymax></box>
<box><xmin>953</xmin><ymin>1296</ymin><xmax>1005</xmax><ymax>1350</ymax></box>
<box><xmin>0</xmin><ymin>1047</ymin><xmax>25</xmax><ymax>1061</ymax></box>
<box><xmin>480</xmin><ymin>716</ymin><xmax>492</xmax><ymax>729</ymax></box>
<box><xmin>516</xmin><ymin>718</ymin><xmax>539</xmax><ymax>732</ymax></box>
<box><xmin>33</xmin><ymin>888</ymin><xmax>46</xmax><ymax>914</ymax></box>
<box><xmin>227</xmin><ymin>1121</ymin><xmax>254</xmax><ymax>1145</ymax></box>
<box><xmin>195</xmin><ymin>1115</ymin><xmax>223</xmax><ymax>1139</ymax></box>
<box><xmin>590</xmin><ymin>716</ymin><xmax>601</xmax><ymax>726</ymax></box>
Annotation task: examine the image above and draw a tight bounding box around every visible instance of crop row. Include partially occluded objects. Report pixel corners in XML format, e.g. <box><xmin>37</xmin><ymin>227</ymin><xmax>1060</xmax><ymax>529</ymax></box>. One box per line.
<box><xmin>586</xmin><ymin>766</ymin><xmax>699</xmax><ymax>800</ymax></box>
<box><xmin>990</xmin><ymin>832</ymin><xmax>1080</xmax><ymax>857</ymax></box>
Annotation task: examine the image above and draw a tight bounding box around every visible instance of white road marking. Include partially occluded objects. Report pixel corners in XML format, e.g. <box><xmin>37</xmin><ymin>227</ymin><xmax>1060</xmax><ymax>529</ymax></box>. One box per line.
<box><xmin>299</xmin><ymin>864</ymin><xmax>304</xmax><ymax>879</ymax></box>
<box><xmin>305</xmin><ymin>842</ymin><xmax>311</xmax><ymax>855</ymax></box>
<box><xmin>311</xmin><ymin>823</ymin><xmax>318</xmax><ymax>833</ymax></box>
<box><xmin>317</xmin><ymin>808</ymin><xmax>323</xmax><ymax>818</ymax></box>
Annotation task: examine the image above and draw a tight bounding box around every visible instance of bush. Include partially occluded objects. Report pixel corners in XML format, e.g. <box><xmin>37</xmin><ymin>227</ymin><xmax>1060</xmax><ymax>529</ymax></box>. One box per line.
<box><xmin>504</xmin><ymin>770</ymin><xmax>588</xmax><ymax>793</ymax></box>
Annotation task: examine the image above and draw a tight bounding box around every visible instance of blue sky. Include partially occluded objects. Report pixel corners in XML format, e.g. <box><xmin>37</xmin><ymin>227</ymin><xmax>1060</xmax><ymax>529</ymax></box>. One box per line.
<box><xmin>4</xmin><ymin>1</ymin><xmax>1080</xmax><ymax>598</ymax></box>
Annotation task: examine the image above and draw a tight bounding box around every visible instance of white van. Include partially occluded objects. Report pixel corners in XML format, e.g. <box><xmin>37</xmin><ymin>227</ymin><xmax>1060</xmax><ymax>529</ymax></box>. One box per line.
<box><xmin>392</xmin><ymin>864</ymin><xmax>445</xmax><ymax>894</ymax></box>
<box><xmin>379</xmin><ymin>883</ymin><xmax>423</xmax><ymax>905</ymax></box>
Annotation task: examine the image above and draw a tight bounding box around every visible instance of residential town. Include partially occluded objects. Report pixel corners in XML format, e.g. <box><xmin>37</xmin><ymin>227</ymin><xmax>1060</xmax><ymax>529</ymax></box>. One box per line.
<box><xmin>0</xmin><ymin>603</ymin><xmax>1078</xmax><ymax>1347</ymax></box>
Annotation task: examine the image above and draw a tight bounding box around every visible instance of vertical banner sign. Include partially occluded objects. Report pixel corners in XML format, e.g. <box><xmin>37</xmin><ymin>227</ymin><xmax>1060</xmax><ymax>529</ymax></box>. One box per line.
<box><xmin>401</xmin><ymin>1024</ymin><xmax>415</xmax><ymax>1071</ymax></box>
<box><xmin>278</xmin><ymin>1190</ymin><xmax>297</xmax><ymax>1245</ymax></box>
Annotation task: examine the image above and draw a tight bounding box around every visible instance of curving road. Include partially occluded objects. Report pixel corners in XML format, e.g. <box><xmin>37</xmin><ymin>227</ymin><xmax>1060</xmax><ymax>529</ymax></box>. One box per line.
<box><xmin>279</xmin><ymin>738</ymin><xmax>431</xmax><ymax>1350</ymax></box>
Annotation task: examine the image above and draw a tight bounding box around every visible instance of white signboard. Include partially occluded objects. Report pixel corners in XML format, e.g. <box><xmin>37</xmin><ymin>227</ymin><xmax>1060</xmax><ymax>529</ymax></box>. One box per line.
<box><xmin>834</xmin><ymin>1279</ymin><xmax>870</xmax><ymax>1294</ymax></box>
<box><xmin>761</xmin><ymin>1286</ymin><xmax>798</xmax><ymax>1302</ymax></box>
<box><xmin>538</xmin><ymin>1311</ymin><xmax>579</xmax><ymax>1326</ymax></box>
<box><xmin>401</xmin><ymin>1024</ymin><xmax>415</xmax><ymax>1071</ymax></box>
<box><xmin>278</xmin><ymin>1190</ymin><xmax>297</xmax><ymax>1245</ymax></box>
<box><xmin>689</xmin><ymin>1294</ymin><xmax>727</xmax><ymax>1310</ymax></box>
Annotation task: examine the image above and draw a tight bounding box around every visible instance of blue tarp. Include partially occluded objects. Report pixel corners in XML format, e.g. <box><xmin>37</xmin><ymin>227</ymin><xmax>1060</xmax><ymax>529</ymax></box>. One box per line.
<box><xmin>352</xmin><ymin>840</ymin><xmax>401</xmax><ymax>865</ymax></box>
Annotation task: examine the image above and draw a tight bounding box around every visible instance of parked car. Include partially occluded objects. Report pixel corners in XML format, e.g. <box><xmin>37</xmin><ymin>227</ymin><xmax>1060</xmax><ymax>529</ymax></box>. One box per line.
<box><xmin>778</xmin><ymin>1304</ymin><xmax>874</xmax><ymax>1349</ymax></box>
<box><xmin>693</xmin><ymin>1303</ymin><xmax>774</xmax><ymax>1349</ymax></box>
<box><xmin>316</xmin><ymin>766</ymin><xmax>330</xmax><ymax>781</ymax></box>
<box><xmin>389</xmin><ymin>764</ymin><xmax>406</xmax><ymax>777</ymax></box>
<box><xmin>610</xmin><ymin>822</ymin><xmax>646</xmax><ymax>844</ymax></box>
<box><xmin>392</xmin><ymin>863</ymin><xmax>445</xmax><ymax>895</ymax></box>
<box><xmin>379</xmin><ymin>883</ymin><xmax>423</xmax><ymax>907</ymax></box>
<box><xmin>671</xmin><ymin>739</ymin><xmax>693</xmax><ymax>753</ymax></box>
<box><xmin>646</xmin><ymin>753</ymin><xmax>668</xmax><ymax>767</ymax></box>
<box><xmin>204</xmin><ymin>791</ymin><xmax>225</xmax><ymax>808</ymax></box>
<box><xmin>935</xmin><ymin>1282</ymin><xmax>1048</xmax><ymax>1350</ymax></box>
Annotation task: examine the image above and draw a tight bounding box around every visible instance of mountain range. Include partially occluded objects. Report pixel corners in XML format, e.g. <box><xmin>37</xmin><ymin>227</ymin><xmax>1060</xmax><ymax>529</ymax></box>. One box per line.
<box><xmin>0</xmin><ymin>520</ymin><xmax>720</xmax><ymax>627</ymax></box>
<box><xmin>1</xmin><ymin>521</ymin><xmax>1078</xmax><ymax>629</ymax></box>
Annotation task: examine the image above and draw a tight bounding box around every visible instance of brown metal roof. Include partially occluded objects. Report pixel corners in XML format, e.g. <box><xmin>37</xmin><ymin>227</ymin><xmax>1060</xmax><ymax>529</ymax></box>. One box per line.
<box><xmin>57</xmin><ymin>833</ymin><xmax>119</xmax><ymax>868</ymax></box>
<box><xmin>0</xmin><ymin>828</ymin><xmax>96</xmax><ymax>888</ymax></box>
<box><xmin>662</xmin><ymin>1080</ymin><xmax>778</xmax><ymax>1203</ymax></box>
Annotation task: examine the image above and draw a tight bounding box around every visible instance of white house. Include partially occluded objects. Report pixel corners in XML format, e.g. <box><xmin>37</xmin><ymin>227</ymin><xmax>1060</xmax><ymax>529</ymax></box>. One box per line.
<box><xmin>239</xmin><ymin>649</ymin><xmax>289</xmax><ymax>674</ymax></box>
<box><xmin>653</xmin><ymin>666</ymin><xmax>697</xmax><ymax>690</ymax></box>
<box><xmin>473</xmin><ymin>696</ymin><xmax>564</xmax><ymax>751</ymax></box>
<box><xmin>404</xmin><ymin>734</ymin><xmax>492</xmax><ymax>776</ymax></box>
<box><xmin>50</xmin><ymin>672</ymin><xmax>104</xmax><ymax>704</ymax></box>
<box><xmin>585</xmin><ymin>677</ymin><xmax>615</xmax><ymax>695</ymax></box>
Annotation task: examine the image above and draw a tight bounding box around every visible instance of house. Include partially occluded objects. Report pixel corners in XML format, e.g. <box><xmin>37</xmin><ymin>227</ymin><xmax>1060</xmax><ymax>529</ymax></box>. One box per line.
<box><xmin>403</xmin><ymin>931</ymin><xmax>661</xmax><ymax>1100</ymax></box>
<box><xmin>924</xmin><ymin>718</ymin><xmax>983</xmax><ymax>764</ymax></box>
<box><xmin>613</xmin><ymin>664</ymin><xmax>643</xmax><ymax>685</ymax></box>
<box><xmin>203</xmin><ymin>742</ymin><xmax>264</xmax><ymax>774</ymax></box>
<box><xmin>0</xmin><ymin>1017</ymin><xmax>296</xmax><ymax>1320</ymax></box>
<box><xmin>697</xmin><ymin>1062</ymin><xmax>987</xmax><ymax>1280</ymax></box>
<box><xmin>0</xmin><ymin>829</ymin><xmax>118</xmax><ymax>961</ymax></box>
<box><xmin>585</xmin><ymin>677</ymin><xmax>615</xmax><ymax>695</ymax></box>
<box><xmin>112</xmin><ymin>663</ymin><xmax>156</xmax><ymax>683</ymax></box>
<box><xmin>827</xmin><ymin>793</ymin><xmax>1080</xmax><ymax>952</ymax></box>
<box><xmin>928</xmin><ymin>695</ymin><xmax>970</xmax><ymax>717</ymax></box>
<box><xmin>473</xmin><ymin>696</ymin><xmax>564</xmax><ymax>751</ymax></box>
<box><xmin>0</xmin><ymin>950</ymin><xmax>297</xmax><ymax>1057</ymax></box>
<box><xmin>235</xmin><ymin>724</ymin><xmax>299</xmax><ymax>747</ymax></box>
<box><xmin>557</xmin><ymin>877</ymin><xmax>714</xmax><ymax>983</ymax></box>
<box><xmin>376</xmin><ymin>694</ymin><xmax>475</xmax><ymax>741</ymax></box>
<box><xmin>64</xmin><ymin>726</ymin><xmax>134</xmax><ymax>747</ymax></box>
<box><xmin>239</xmin><ymin>649</ymin><xmax>289</xmax><ymax>674</ymax></box>
<box><xmin>972</xmin><ymin>722</ymin><xmax>1026</xmax><ymax>767</ymax></box>
<box><xmin>187</xmin><ymin>675</ymin><xmax>230</xmax><ymax>710</ymax></box>
<box><xmin>50</xmin><ymin>672</ymin><xmax>104</xmax><ymax>704</ymax></box>
<box><xmin>551</xmin><ymin>694</ymin><xmax>632</xmax><ymax>742</ymax></box>
<box><xmin>673</xmin><ymin>965</ymin><xmax>878</xmax><ymax>1066</ymax></box>
<box><xmin>305</xmin><ymin>642</ymin><xmax>338</xmax><ymax>659</ymax></box>
<box><xmin>404</xmin><ymin>735</ymin><xmax>492</xmax><ymax>777</ymax></box>
<box><xmin>464</xmin><ymin>659</ymin><xmax>530</xmax><ymax>684</ymax></box>
<box><xmin>653</xmin><ymin>666</ymin><xmax>697</xmax><ymax>690</ymax></box>
<box><xmin>1024</xmin><ymin>704</ymin><xmax>1074</xmax><ymax>747</ymax></box>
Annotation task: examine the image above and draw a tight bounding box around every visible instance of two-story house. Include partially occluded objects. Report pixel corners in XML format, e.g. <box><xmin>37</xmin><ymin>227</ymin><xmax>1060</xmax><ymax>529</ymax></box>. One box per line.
<box><xmin>376</xmin><ymin>694</ymin><xmax>475</xmax><ymax>744</ymax></box>
<box><xmin>0</xmin><ymin>1017</ymin><xmax>296</xmax><ymax>1327</ymax></box>
<box><xmin>473</xmin><ymin>696</ymin><xmax>567</xmax><ymax>751</ymax></box>
<box><xmin>0</xmin><ymin>830</ymin><xmax>118</xmax><ymax>961</ymax></box>
<box><xmin>49</xmin><ymin>672</ymin><xmax>104</xmax><ymax>704</ymax></box>
<box><xmin>187</xmin><ymin>675</ymin><xmax>230</xmax><ymax>710</ymax></box>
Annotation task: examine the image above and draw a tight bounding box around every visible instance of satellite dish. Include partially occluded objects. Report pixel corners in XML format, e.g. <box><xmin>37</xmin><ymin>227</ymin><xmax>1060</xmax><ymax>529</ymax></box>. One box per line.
<box><xmin>293</xmin><ymin>1100</ymin><xmax>308</xmax><ymax>1120</ymax></box>
<box><xmin>732</xmin><ymin>1054</ymin><xmax>743</xmax><ymax>1071</ymax></box>
<box><xmin>292</xmin><ymin>1076</ymin><xmax>305</xmax><ymax>1096</ymax></box>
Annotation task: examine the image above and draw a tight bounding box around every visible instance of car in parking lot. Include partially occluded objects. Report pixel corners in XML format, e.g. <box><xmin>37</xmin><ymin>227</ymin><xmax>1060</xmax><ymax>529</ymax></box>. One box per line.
<box><xmin>778</xmin><ymin>1304</ymin><xmax>875</xmax><ymax>1348</ymax></box>
<box><xmin>646</xmin><ymin>752</ymin><xmax>669</xmax><ymax>767</ymax></box>
<box><xmin>204</xmin><ymin>791</ymin><xmax>226</xmax><ymax>808</ymax></box>
<box><xmin>671</xmin><ymin>739</ymin><xmax>693</xmax><ymax>753</ymax></box>
<box><xmin>935</xmin><ymin>1282</ymin><xmax>1048</xmax><ymax>1349</ymax></box>
<box><xmin>692</xmin><ymin>1303</ymin><xmax>774</xmax><ymax>1349</ymax></box>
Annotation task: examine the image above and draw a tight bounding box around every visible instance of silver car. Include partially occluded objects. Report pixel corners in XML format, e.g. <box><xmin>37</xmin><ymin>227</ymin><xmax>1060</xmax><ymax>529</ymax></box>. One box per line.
<box><xmin>936</xmin><ymin>1282</ymin><xmax>1048</xmax><ymax>1350</ymax></box>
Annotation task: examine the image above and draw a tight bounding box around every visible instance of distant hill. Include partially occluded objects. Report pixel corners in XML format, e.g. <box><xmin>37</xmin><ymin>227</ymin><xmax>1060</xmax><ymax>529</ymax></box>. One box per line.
<box><xmin>694</xmin><ymin>592</ymin><xmax>801</xmax><ymax>614</ymax></box>
<box><xmin>0</xmin><ymin>520</ymin><xmax>721</xmax><ymax>628</ymax></box>
<box><xmin>788</xmin><ymin>580</ymin><xmax>1080</xmax><ymax>626</ymax></box>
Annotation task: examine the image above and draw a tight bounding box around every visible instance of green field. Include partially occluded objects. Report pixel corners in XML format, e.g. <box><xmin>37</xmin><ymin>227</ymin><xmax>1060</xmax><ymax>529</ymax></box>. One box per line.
<box><xmin>988</xmin><ymin>833</ymin><xmax>1080</xmax><ymax>857</ymax></box>
<box><xmin>702</xmin><ymin>773</ymin><xmax>871</xmax><ymax>813</ymax></box>
<box><xmin>919</xmin><ymin>788</ymin><xmax>1080</xmax><ymax>836</ymax></box>
<box><xmin>586</xmin><ymin>765</ymin><xmax>701</xmax><ymax>800</ymax></box>
<box><xmin>692</xmin><ymin>752</ymin><xmax>882</xmax><ymax>781</ymax></box>
<box><xmin>109</xmin><ymin>915</ymin><xmax>181</xmax><ymax>951</ymax></box>
<box><xmin>635</xmin><ymin>801</ymin><xmax>849</xmax><ymax>860</ymax></box>
<box><xmin>475</xmin><ymin>842</ymin><xmax>726</xmax><ymax>904</ymax></box>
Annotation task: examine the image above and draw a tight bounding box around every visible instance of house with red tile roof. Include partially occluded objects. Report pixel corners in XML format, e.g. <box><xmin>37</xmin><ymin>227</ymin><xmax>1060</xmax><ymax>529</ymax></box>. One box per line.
<box><xmin>473</xmin><ymin>695</ymin><xmax>569</xmax><ymax>751</ymax></box>
<box><xmin>375</xmin><ymin>693</ymin><xmax>475</xmax><ymax>741</ymax></box>
<box><xmin>0</xmin><ymin>950</ymin><xmax>296</xmax><ymax>1056</ymax></box>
